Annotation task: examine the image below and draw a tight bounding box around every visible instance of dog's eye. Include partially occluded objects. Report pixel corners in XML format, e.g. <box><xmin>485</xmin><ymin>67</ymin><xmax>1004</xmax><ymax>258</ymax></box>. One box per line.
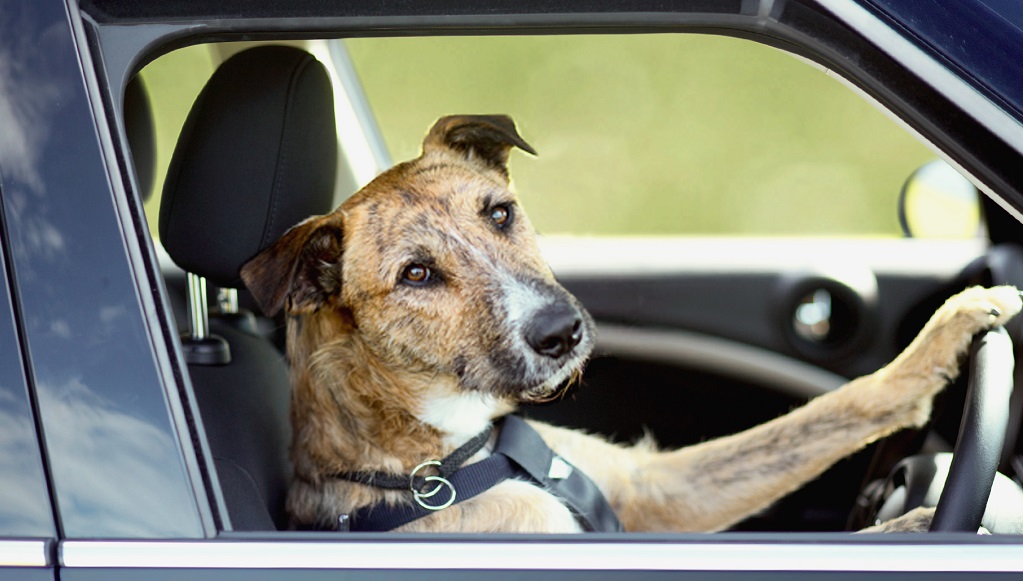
<box><xmin>401</xmin><ymin>264</ymin><xmax>433</xmax><ymax>286</ymax></box>
<box><xmin>489</xmin><ymin>204</ymin><xmax>513</xmax><ymax>229</ymax></box>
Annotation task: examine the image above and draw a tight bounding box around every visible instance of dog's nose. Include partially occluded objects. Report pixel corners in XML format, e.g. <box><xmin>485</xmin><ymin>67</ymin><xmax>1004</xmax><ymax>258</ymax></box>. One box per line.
<box><xmin>525</xmin><ymin>304</ymin><xmax>584</xmax><ymax>358</ymax></box>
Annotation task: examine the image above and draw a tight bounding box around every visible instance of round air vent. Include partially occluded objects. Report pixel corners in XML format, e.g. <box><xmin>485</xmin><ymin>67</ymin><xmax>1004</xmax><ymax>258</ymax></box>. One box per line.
<box><xmin>777</xmin><ymin>270</ymin><xmax>877</xmax><ymax>361</ymax></box>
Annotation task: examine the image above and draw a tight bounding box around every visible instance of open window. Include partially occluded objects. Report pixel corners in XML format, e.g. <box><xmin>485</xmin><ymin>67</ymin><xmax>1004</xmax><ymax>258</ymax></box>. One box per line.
<box><xmin>127</xmin><ymin>29</ymin><xmax>1018</xmax><ymax>536</ymax></box>
<box><xmin>66</xmin><ymin>0</ymin><xmax>1023</xmax><ymax>576</ymax></box>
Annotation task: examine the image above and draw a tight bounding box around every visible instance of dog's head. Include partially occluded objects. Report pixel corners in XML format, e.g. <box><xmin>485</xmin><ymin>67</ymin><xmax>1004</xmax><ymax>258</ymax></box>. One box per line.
<box><xmin>241</xmin><ymin>115</ymin><xmax>594</xmax><ymax>403</ymax></box>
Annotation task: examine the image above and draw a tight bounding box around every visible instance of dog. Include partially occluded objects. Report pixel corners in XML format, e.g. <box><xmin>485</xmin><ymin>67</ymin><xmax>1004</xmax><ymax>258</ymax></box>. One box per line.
<box><xmin>241</xmin><ymin>114</ymin><xmax>1021</xmax><ymax>533</ymax></box>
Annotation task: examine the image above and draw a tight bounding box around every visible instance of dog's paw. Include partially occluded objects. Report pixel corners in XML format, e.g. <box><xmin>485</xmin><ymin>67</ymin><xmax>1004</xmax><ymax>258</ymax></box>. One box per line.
<box><xmin>931</xmin><ymin>285</ymin><xmax>1022</xmax><ymax>334</ymax></box>
<box><xmin>857</xmin><ymin>506</ymin><xmax>992</xmax><ymax>534</ymax></box>
<box><xmin>867</xmin><ymin>286</ymin><xmax>1020</xmax><ymax>428</ymax></box>
<box><xmin>856</xmin><ymin>506</ymin><xmax>935</xmax><ymax>533</ymax></box>
<box><xmin>913</xmin><ymin>285</ymin><xmax>1022</xmax><ymax>383</ymax></box>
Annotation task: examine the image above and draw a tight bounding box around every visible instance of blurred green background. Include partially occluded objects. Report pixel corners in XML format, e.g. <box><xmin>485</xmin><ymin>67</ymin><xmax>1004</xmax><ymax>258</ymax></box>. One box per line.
<box><xmin>346</xmin><ymin>34</ymin><xmax>932</xmax><ymax>236</ymax></box>
<box><xmin>142</xmin><ymin>34</ymin><xmax>935</xmax><ymax>237</ymax></box>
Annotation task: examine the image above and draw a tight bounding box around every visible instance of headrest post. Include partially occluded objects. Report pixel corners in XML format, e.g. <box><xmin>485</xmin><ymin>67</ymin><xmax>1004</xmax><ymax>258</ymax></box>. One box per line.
<box><xmin>187</xmin><ymin>272</ymin><xmax>210</xmax><ymax>340</ymax></box>
<box><xmin>181</xmin><ymin>272</ymin><xmax>231</xmax><ymax>365</ymax></box>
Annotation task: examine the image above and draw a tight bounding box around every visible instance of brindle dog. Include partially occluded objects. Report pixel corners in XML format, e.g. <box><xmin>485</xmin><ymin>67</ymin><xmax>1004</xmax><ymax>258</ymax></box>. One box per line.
<box><xmin>241</xmin><ymin>115</ymin><xmax>1021</xmax><ymax>533</ymax></box>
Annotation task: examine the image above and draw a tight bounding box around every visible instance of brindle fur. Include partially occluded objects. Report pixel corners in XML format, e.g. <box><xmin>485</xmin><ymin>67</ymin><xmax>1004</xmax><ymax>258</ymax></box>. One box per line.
<box><xmin>241</xmin><ymin>115</ymin><xmax>1021</xmax><ymax>533</ymax></box>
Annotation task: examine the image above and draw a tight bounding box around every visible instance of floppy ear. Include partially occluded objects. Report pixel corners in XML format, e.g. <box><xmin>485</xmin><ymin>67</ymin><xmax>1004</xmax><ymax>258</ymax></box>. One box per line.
<box><xmin>422</xmin><ymin>115</ymin><xmax>537</xmax><ymax>177</ymax></box>
<box><xmin>240</xmin><ymin>216</ymin><xmax>344</xmax><ymax>317</ymax></box>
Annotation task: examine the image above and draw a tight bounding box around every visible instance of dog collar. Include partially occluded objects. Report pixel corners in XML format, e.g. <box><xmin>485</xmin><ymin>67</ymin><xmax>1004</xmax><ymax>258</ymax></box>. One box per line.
<box><xmin>335</xmin><ymin>415</ymin><xmax>623</xmax><ymax>533</ymax></box>
<box><xmin>329</xmin><ymin>423</ymin><xmax>494</xmax><ymax>496</ymax></box>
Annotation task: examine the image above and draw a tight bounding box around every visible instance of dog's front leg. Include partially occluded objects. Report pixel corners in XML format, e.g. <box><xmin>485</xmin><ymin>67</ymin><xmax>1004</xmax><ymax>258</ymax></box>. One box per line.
<box><xmin>540</xmin><ymin>286</ymin><xmax>1021</xmax><ymax>532</ymax></box>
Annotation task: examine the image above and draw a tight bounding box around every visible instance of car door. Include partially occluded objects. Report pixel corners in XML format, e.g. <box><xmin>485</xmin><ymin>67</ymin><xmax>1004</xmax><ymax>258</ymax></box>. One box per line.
<box><xmin>52</xmin><ymin>0</ymin><xmax>1023</xmax><ymax>579</ymax></box>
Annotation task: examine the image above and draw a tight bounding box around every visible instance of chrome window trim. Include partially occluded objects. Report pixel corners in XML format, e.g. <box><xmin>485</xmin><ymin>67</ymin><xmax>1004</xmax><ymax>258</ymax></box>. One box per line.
<box><xmin>0</xmin><ymin>540</ymin><xmax>50</xmax><ymax>568</ymax></box>
<box><xmin>60</xmin><ymin>539</ymin><xmax>1023</xmax><ymax>572</ymax></box>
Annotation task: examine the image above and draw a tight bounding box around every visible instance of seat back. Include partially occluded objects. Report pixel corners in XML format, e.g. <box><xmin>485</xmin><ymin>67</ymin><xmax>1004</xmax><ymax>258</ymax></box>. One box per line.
<box><xmin>159</xmin><ymin>45</ymin><xmax>338</xmax><ymax>530</ymax></box>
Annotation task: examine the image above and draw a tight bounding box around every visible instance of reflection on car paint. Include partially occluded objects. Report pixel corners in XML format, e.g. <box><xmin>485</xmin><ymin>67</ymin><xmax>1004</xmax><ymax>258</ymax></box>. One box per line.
<box><xmin>0</xmin><ymin>1</ymin><xmax>203</xmax><ymax>539</ymax></box>
<box><xmin>0</xmin><ymin>220</ymin><xmax>54</xmax><ymax>537</ymax></box>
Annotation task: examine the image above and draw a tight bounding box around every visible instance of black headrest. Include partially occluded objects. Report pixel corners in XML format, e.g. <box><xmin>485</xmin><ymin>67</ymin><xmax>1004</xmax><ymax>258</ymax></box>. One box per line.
<box><xmin>125</xmin><ymin>75</ymin><xmax>156</xmax><ymax>201</ymax></box>
<box><xmin>160</xmin><ymin>46</ymin><xmax>338</xmax><ymax>289</ymax></box>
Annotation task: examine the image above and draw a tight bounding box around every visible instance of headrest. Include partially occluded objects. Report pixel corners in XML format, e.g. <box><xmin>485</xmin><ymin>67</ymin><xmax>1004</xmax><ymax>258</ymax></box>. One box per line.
<box><xmin>160</xmin><ymin>45</ymin><xmax>338</xmax><ymax>289</ymax></box>
<box><xmin>125</xmin><ymin>75</ymin><xmax>156</xmax><ymax>201</ymax></box>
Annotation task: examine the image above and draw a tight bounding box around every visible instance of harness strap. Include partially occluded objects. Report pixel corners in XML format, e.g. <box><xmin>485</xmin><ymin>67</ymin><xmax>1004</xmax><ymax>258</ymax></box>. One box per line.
<box><xmin>497</xmin><ymin>415</ymin><xmax>623</xmax><ymax>533</ymax></box>
<box><xmin>344</xmin><ymin>415</ymin><xmax>623</xmax><ymax>532</ymax></box>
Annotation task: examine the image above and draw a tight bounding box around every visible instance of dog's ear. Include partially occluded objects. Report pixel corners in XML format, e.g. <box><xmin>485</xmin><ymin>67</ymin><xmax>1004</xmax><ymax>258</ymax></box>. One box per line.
<box><xmin>423</xmin><ymin>115</ymin><xmax>537</xmax><ymax>177</ymax></box>
<box><xmin>240</xmin><ymin>217</ymin><xmax>344</xmax><ymax>317</ymax></box>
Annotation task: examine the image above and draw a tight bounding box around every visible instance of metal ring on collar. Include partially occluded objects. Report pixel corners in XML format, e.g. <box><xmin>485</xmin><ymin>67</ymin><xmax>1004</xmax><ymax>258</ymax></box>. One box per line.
<box><xmin>413</xmin><ymin>475</ymin><xmax>456</xmax><ymax>511</ymax></box>
<box><xmin>410</xmin><ymin>460</ymin><xmax>444</xmax><ymax>497</ymax></box>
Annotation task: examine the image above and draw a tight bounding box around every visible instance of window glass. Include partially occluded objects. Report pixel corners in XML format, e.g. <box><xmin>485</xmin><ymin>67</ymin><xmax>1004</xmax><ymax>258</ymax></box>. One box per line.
<box><xmin>0</xmin><ymin>194</ymin><xmax>55</xmax><ymax>537</ymax></box>
<box><xmin>346</xmin><ymin>34</ymin><xmax>934</xmax><ymax>236</ymax></box>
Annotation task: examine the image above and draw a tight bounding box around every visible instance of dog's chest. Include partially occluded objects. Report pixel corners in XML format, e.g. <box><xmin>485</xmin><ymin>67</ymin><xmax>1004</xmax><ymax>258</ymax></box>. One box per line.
<box><xmin>451</xmin><ymin>478</ymin><xmax>584</xmax><ymax>533</ymax></box>
<box><xmin>415</xmin><ymin>394</ymin><xmax>587</xmax><ymax>533</ymax></box>
<box><xmin>418</xmin><ymin>391</ymin><xmax>504</xmax><ymax>446</ymax></box>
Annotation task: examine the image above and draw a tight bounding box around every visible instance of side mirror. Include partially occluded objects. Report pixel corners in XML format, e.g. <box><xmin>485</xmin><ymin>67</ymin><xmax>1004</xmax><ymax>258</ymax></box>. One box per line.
<box><xmin>898</xmin><ymin>160</ymin><xmax>982</xmax><ymax>238</ymax></box>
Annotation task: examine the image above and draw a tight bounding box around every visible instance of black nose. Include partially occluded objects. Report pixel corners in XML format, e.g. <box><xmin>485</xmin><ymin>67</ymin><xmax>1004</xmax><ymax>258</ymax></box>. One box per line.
<box><xmin>525</xmin><ymin>304</ymin><xmax>584</xmax><ymax>358</ymax></box>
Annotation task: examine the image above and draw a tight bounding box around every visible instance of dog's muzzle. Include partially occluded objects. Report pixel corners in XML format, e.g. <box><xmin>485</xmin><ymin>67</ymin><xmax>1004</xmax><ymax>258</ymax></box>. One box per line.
<box><xmin>524</xmin><ymin>302</ymin><xmax>584</xmax><ymax>359</ymax></box>
<box><xmin>479</xmin><ymin>278</ymin><xmax>594</xmax><ymax>400</ymax></box>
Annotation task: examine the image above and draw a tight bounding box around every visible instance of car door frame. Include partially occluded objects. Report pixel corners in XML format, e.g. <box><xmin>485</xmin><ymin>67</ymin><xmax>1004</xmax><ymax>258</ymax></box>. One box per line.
<box><xmin>54</xmin><ymin>0</ymin><xmax>1023</xmax><ymax>577</ymax></box>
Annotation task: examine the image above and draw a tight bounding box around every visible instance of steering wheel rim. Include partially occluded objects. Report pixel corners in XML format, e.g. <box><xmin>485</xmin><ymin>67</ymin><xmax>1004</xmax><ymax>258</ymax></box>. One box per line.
<box><xmin>929</xmin><ymin>326</ymin><xmax>1015</xmax><ymax>532</ymax></box>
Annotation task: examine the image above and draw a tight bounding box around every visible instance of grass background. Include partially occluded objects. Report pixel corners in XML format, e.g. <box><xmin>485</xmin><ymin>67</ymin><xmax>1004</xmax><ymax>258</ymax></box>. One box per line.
<box><xmin>142</xmin><ymin>34</ymin><xmax>935</xmax><ymax>237</ymax></box>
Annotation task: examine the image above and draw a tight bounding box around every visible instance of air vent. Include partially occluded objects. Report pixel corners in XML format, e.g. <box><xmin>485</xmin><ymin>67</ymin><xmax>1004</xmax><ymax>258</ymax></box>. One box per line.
<box><xmin>777</xmin><ymin>270</ymin><xmax>877</xmax><ymax>361</ymax></box>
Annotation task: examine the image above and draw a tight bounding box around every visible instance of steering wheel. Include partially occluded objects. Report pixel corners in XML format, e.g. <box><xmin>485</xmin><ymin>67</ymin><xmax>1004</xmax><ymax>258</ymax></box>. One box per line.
<box><xmin>927</xmin><ymin>326</ymin><xmax>1015</xmax><ymax>531</ymax></box>
<box><xmin>857</xmin><ymin>245</ymin><xmax>1023</xmax><ymax>532</ymax></box>
<box><xmin>866</xmin><ymin>328</ymin><xmax>1015</xmax><ymax>531</ymax></box>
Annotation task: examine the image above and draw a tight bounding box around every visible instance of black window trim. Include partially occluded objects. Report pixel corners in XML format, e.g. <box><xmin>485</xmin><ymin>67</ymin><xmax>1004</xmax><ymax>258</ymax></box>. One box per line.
<box><xmin>817</xmin><ymin>0</ymin><xmax>1023</xmax><ymax>226</ymax></box>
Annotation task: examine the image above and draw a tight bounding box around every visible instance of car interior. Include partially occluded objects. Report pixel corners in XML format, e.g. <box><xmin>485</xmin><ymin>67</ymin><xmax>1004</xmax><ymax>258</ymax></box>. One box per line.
<box><xmin>124</xmin><ymin>35</ymin><xmax>1023</xmax><ymax>535</ymax></box>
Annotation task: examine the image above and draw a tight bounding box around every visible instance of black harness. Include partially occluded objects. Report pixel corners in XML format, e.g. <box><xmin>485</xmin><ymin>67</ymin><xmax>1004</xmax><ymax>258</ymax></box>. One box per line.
<box><xmin>331</xmin><ymin>415</ymin><xmax>623</xmax><ymax>532</ymax></box>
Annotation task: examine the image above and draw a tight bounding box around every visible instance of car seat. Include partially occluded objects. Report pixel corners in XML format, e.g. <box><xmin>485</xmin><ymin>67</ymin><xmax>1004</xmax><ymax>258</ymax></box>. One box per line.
<box><xmin>124</xmin><ymin>74</ymin><xmax>156</xmax><ymax>202</ymax></box>
<box><xmin>158</xmin><ymin>45</ymin><xmax>338</xmax><ymax>530</ymax></box>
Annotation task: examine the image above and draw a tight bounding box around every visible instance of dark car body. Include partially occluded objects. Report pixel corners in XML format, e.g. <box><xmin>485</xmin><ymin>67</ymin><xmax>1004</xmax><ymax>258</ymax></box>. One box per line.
<box><xmin>2</xmin><ymin>0</ymin><xmax>1023</xmax><ymax>579</ymax></box>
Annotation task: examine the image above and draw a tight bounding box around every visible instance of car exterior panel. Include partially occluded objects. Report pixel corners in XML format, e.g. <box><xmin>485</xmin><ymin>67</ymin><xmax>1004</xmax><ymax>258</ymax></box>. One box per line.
<box><xmin>0</xmin><ymin>0</ymin><xmax>209</xmax><ymax>540</ymax></box>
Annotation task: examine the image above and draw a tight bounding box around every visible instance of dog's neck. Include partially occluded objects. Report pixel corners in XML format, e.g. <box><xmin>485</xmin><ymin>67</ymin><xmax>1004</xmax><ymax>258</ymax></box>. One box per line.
<box><xmin>286</xmin><ymin>309</ymin><xmax>512</xmax><ymax>480</ymax></box>
<box><xmin>418</xmin><ymin>388</ymin><xmax>507</xmax><ymax>448</ymax></box>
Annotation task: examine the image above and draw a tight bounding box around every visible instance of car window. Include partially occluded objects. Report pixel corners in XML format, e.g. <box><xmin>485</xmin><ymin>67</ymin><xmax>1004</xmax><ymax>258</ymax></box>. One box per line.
<box><xmin>139</xmin><ymin>36</ymin><xmax>973</xmax><ymax>241</ymax></box>
<box><xmin>131</xmin><ymin>32</ymin><xmax>993</xmax><ymax>543</ymax></box>
<box><xmin>0</xmin><ymin>189</ymin><xmax>55</xmax><ymax>538</ymax></box>
<box><xmin>345</xmin><ymin>34</ymin><xmax>939</xmax><ymax>237</ymax></box>
<box><xmin>51</xmin><ymin>0</ymin><xmax>1023</xmax><ymax>573</ymax></box>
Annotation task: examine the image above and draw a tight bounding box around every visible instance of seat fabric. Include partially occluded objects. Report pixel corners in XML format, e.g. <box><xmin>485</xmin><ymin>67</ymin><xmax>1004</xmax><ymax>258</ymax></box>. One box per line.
<box><xmin>158</xmin><ymin>45</ymin><xmax>338</xmax><ymax>530</ymax></box>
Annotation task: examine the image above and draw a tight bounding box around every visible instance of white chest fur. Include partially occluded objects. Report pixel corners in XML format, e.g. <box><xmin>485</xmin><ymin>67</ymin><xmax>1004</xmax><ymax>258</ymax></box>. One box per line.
<box><xmin>418</xmin><ymin>391</ymin><xmax>503</xmax><ymax>446</ymax></box>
